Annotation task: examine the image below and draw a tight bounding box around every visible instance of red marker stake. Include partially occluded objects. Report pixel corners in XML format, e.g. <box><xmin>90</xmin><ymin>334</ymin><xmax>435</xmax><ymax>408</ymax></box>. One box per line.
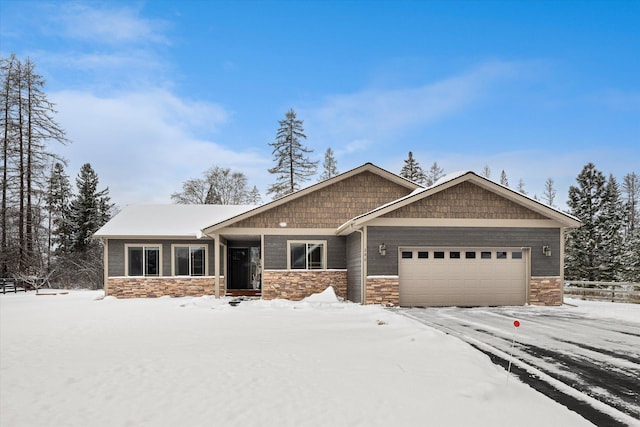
<box><xmin>506</xmin><ymin>320</ymin><xmax>520</xmax><ymax>384</ymax></box>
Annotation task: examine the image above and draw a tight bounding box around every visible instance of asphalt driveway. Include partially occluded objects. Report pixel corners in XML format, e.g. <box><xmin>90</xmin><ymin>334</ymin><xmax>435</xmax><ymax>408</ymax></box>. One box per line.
<box><xmin>396</xmin><ymin>304</ymin><xmax>640</xmax><ymax>426</ymax></box>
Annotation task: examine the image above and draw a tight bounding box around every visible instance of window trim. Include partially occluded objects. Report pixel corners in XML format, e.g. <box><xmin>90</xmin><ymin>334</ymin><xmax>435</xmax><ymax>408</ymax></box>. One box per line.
<box><xmin>124</xmin><ymin>244</ymin><xmax>163</xmax><ymax>277</ymax></box>
<box><xmin>287</xmin><ymin>240</ymin><xmax>327</xmax><ymax>270</ymax></box>
<box><xmin>171</xmin><ymin>244</ymin><xmax>209</xmax><ymax>276</ymax></box>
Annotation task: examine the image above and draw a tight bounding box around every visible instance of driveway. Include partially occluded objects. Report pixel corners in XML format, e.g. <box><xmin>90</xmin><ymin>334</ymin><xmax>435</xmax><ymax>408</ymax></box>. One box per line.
<box><xmin>397</xmin><ymin>304</ymin><xmax>640</xmax><ymax>426</ymax></box>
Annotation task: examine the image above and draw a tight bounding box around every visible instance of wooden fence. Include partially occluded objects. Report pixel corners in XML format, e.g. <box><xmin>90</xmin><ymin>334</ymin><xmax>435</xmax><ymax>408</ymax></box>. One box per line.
<box><xmin>564</xmin><ymin>280</ymin><xmax>640</xmax><ymax>304</ymax></box>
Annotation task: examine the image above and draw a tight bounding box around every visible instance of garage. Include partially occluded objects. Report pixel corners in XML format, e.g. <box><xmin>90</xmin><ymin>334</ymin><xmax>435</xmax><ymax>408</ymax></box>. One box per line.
<box><xmin>398</xmin><ymin>247</ymin><xmax>527</xmax><ymax>307</ymax></box>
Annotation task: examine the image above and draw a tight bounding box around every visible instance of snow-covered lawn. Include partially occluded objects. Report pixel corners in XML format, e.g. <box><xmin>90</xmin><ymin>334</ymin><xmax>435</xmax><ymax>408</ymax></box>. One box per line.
<box><xmin>1</xmin><ymin>289</ymin><xmax>589</xmax><ymax>427</ymax></box>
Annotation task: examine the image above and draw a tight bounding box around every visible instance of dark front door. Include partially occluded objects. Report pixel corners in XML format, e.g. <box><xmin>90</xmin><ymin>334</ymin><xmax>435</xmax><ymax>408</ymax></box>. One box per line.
<box><xmin>228</xmin><ymin>248</ymin><xmax>250</xmax><ymax>289</ymax></box>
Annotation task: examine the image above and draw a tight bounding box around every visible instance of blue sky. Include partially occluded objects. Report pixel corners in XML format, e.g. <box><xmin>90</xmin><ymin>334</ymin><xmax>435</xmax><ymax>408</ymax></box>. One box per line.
<box><xmin>1</xmin><ymin>0</ymin><xmax>638</xmax><ymax>208</ymax></box>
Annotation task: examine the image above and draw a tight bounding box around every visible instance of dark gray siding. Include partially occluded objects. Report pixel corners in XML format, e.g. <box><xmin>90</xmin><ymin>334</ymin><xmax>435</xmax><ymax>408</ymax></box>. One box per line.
<box><xmin>346</xmin><ymin>232</ymin><xmax>362</xmax><ymax>303</ymax></box>
<box><xmin>264</xmin><ymin>235</ymin><xmax>347</xmax><ymax>270</ymax></box>
<box><xmin>367</xmin><ymin>227</ymin><xmax>560</xmax><ymax>277</ymax></box>
<box><xmin>107</xmin><ymin>239</ymin><xmax>215</xmax><ymax>276</ymax></box>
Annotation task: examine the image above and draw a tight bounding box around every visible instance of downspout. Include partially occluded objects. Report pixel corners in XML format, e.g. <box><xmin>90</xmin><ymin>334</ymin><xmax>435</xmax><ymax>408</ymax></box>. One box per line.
<box><xmin>351</xmin><ymin>225</ymin><xmax>366</xmax><ymax>304</ymax></box>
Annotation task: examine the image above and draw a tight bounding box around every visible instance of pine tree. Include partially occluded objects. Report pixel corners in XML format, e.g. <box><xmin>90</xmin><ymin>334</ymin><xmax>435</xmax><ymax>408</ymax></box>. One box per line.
<box><xmin>400</xmin><ymin>152</ymin><xmax>426</xmax><ymax>184</ymax></box>
<box><xmin>517</xmin><ymin>179</ymin><xmax>527</xmax><ymax>195</ymax></box>
<box><xmin>247</xmin><ymin>186</ymin><xmax>262</xmax><ymax>205</ymax></box>
<box><xmin>480</xmin><ymin>165</ymin><xmax>491</xmax><ymax>178</ymax></box>
<box><xmin>543</xmin><ymin>177</ymin><xmax>557</xmax><ymax>207</ymax></box>
<box><xmin>598</xmin><ymin>175</ymin><xmax>624</xmax><ymax>280</ymax></box>
<box><xmin>425</xmin><ymin>162</ymin><xmax>445</xmax><ymax>186</ymax></box>
<box><xmin>622</xmin><ymin>172</ymin><xmax>639</xmax><ymax>233</ymax></box>
<box><xmin>618</xmin><ymin>229</ymin><xmax>640</xmax><ymax>282</ymax></box>
<box><xmin>47</xmin><ymin>162</ymin><xmax>72</xmax><ymax>258</ymax></box>
<box><xmin>319</xmin><ymin>148</ymin><xmax>339</xmax><ymax>181</ymax></box>
<box><xmin>69</xmin><ymin>163</ymin><xmax>112</xmax><ymax>252</ymax></box>
<box><xmin>565</xmin><ymin>163</ymin><xmax>607</xmax><ymax>281</ymax></box>
<box><xmin>500</xmin><ymin>170</ymin><xmax>509</xmax><ymax>187</ymax></box>
<box><xmin>267</xmin><ymin>109</ymin><xmax>317</xmax><ymax>199</ymax></box>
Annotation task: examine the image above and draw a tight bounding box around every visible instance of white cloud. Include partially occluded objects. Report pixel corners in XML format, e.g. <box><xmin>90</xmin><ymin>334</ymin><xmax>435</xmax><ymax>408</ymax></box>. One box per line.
<box><xmin>307</xmin><ymin>61</ymin><xmax>523</xmax><ymax>140</ymax></box>
<box><xmin>55</xmin><ymin>3</ymin><xmax>169</xmax><ymax>45</ymax></box>
<box><xmin>50</xmin><ymin>89</ymin><xmax>269</xmax><ymax>206</ymax></box>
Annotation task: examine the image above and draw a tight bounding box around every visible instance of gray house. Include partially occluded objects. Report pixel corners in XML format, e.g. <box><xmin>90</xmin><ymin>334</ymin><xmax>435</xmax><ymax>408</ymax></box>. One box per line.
<box><xmin>94</xmin><ymin>163</ymin><xmax>580</xmax><ymax>306</ymax></box>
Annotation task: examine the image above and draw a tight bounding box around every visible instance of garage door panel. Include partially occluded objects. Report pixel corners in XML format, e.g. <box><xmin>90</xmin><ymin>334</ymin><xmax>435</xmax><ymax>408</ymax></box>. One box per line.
<box><xmin>399</xmin><ymin>248</ymin><xmax>526</xmax><ymax>307</ymax></box>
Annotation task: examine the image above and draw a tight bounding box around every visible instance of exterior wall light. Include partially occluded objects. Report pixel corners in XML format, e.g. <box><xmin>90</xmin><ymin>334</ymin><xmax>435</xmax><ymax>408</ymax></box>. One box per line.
<box><xmin>378</xmin><ymin>243</ymin><xmax>387</xmax><ymax>256</ymax></box>
<box><xmin>279</xmin><ymin>222</ymin><xmax>287</xmax><ymax>228</ymax></box>
<box><xmin>542</xmin><ymin>245</ymin><xmax>551</xmax><ymax>257</ymax></box>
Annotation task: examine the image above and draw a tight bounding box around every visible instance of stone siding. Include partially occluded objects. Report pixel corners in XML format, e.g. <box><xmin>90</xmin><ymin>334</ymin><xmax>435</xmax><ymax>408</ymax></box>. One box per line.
<box><xmin>365</xmin><ymin>276</ymin><xmax>399</xmax><ymax>306</ymax></box>
<box><xmin>107</xmin><ymin>277</ymin><xmax>226</xmax><ymax>298</ymax></box>
<box><xmin>262</xmin><ymin>270</ymin><xmax>347</xmax><ymax>300</ymax></box>
<box><xmin>530</xmin><ymin>276</ymin><xmax>563</xmax><ymax>306</ymax></box>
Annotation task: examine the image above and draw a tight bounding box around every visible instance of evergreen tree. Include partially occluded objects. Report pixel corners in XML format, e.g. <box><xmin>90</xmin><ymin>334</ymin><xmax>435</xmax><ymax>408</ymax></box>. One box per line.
<box><xmin>565</xmin><ymin>163</ymin><xmax>607</xmax><ymax>281</ymax></box>
<box><xmin>247</xmin><ymin>186</ymin><xmax>262</xmax><ymax>205</ymax></box>
<box><xmin>500</xmin><ymin>170</ymin><xmax>509</xmax><ymax>187</ymax></box>
<box><xmin>622</xmin><ymin>172</ymin><xmax>639</xmax><ymax>233</ymax></box>
<box><xmin>480</xmin><ymin>165</ymin><xmax>491</xmax><ymax>178</ymax></box>
<box><xmin>319</xmin><ymin>147</ymin><xmax>339</xmax><ymax>181</ymax></box>
<box><xmin>598</xmin><ymin>175</ymin><xmax>624</xmax><ymax>280</ymax></box>
<box><xmin>543</xmin><ymin>177</ymin><xmax>557</xmax><ymax>207</ymax></box>
<box><xmin>267</xmin><ymin>109</ymin><xmax>317</xmax><ymax>199</ymax></box>
<box><xmin>47</xmin><ymin>162</ymin><xmax>72</xmax><ymax>257</ymax></box>
<box><xmin>69</xmin><ymin>163</ymin><xmax>112</xmax><ymax>252</ymax></box>
<box><xmin>425</xmin><ymin>162</ymin><xmax>445</xmax><ymax>186</ymax></box>
<box><xmin>400</xmin><ymin>151</ymin><xmax>426</xmax><ymax>184</ymax></box>
<box><xmin>517</xmin><ymin>178</ymin><xmax>527</xmax><ymax>195</ymax></box>
<box><xmin>618</xmin><ymin>229</ymin><xmax>640</xmax><ymax>282</ymax></box>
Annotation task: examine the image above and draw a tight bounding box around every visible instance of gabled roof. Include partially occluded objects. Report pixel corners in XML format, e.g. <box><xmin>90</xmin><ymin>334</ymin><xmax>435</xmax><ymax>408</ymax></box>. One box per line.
<box><xmin>336</xmin><ymin>171</ymin><xmax>581</xmax><ymax>233</ymax></box>
<box><xmin>94</xmin><ymin>204</ymin><xmax>257</xmax><ymax>239</ymax></box>
<box><xmin>202</xmin><ymin>163</ymin><xmax>421</xmax><ymax>233</ymax></box>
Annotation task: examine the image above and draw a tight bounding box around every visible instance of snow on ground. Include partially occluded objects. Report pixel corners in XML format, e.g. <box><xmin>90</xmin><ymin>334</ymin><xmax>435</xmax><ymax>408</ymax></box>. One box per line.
<box><xmin>1</xmin><ymin>289</ymin><xmax>590</xmax><ymax>427</ymax></box>
<box><xmin>564</xmin><ymin>297</ymin><xmax>640</xmax><ymax>324</ymax></box>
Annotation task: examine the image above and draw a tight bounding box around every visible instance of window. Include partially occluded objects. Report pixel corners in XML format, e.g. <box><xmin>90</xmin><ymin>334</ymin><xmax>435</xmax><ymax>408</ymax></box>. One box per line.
<box><xmin>434</xmin><ymin>251</ymin><xmax>445</xmax><ymax>259</ymax></box>
<box><xmin>126</xmin><ymin>245</ymin><xmax>161</xmax><ymax>276</ymax></box>
<box><xmin>481</xmin><ymin>251</ymin><xmax>492</xmax><ymax>259</ymax></box>
<box><xmin>512</xmin><ymin>251</ymin><xmax>523</xmax><ymax>259</ymax></box>
<box><xmin>289</xmin><ymin>241</ymin><xmax>326</xmax><ymax>270</ymax></box>
<box><xmin>418</xmin><ymin>251</ymin><xmax>429</xmax><ymax>259</ymax></box>
<box><xmin>173</xmin><ymin>245</ymin><xmax>207</xmax><ymax>276</ymax></box>
<box><xmin>497</xmin><ymin>251</ymin><xmax>508</xmax><ymax>259</ymax></box>
<box><xmin>450</xmin><ymin>251</ymin><xmax>461</xmax><ymax>259</ymax></box>
<box><xmin>465</xmin><ymin>251</ymin><xmax>476</xmax><ymax>259</ymax></box>
<box><xmin>402</xmin><ymin>251</ymin><xmax>413</xmax><ymax>259</ymax></box>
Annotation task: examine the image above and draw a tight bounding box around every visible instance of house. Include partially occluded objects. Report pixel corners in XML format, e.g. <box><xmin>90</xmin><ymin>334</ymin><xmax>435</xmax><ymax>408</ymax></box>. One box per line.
<box><xmin>94</xmin><ymin>163</ymin><xmax>581</xmax><ymax>306</ymax></box>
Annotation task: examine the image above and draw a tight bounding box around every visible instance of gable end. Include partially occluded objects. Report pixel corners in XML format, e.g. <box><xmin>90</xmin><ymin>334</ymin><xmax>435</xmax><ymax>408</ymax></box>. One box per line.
<box><xmin>382</xmin><ymin>181</ymin><xmax>548</xmax><ymax>220</ymax></box>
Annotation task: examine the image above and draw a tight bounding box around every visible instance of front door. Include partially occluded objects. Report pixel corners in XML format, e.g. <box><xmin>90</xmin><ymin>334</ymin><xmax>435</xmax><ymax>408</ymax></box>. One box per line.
<box><xmin>228</xmin><ymin>246</ymin><xmax>262</xmax><ymax>289</ymax></box>
<box><xmin>228</xmin><ymin>248</ymin><xmax>250</xmax><ymax>290</ymax></box>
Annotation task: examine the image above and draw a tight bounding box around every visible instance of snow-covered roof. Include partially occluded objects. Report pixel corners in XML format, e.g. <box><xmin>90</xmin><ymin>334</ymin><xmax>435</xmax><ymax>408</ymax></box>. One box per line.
<box><xmin>94</xmin><ymin>204</ymin><xmax>257</xmax><ymax>239</ymax></box>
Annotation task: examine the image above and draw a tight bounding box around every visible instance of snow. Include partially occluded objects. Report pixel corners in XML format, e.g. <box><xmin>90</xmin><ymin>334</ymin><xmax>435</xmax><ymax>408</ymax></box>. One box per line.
<box><xmin>1</xmin><ymin>290</ymin><xmax>590</xmax><ymax>427</ymax></box>
<box><xmin>564</xmin><ymin>297</ymin><xmax>640</xmax><ymax>324</ymax></box>
<box><xmin>93</xmin><ymin>204</ymin><xmax>256</xmax><ymax>238</ymax></box>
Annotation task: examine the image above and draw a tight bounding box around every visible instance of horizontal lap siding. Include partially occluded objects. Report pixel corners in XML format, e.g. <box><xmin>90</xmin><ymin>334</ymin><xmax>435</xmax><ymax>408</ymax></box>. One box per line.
<box><xmin>107</xmin><ymin>239</ymin><xmax>215</xmax><ymax>277</ymax></box>
<box><xmin>367</xmin><ymin>227</ymin><xmax>560</xmax><ymax>277</ymax></box>
<box><xmin>264</xmin><ymin>235</ymin><xmax>347</xmax><ymax>270</ymax></box>
<box><xmin>347</xmin><ymin>232</ymin><xmax>362</xmax><ymax>303</ymax></box>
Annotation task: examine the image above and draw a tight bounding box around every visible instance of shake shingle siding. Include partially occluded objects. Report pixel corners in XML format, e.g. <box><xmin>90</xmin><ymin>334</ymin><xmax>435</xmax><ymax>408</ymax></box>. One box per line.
<box><xmin>366</xmin><ymin>227</ymin><xmax>560</xmax><ymax>276</ymax></box>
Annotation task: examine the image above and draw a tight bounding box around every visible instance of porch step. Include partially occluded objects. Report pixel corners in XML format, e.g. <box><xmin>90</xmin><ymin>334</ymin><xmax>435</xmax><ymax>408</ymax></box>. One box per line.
<box><xmin>226</xmin><ymin>289</ymin><xmax>262</xmax><ymax>297</ymax></box>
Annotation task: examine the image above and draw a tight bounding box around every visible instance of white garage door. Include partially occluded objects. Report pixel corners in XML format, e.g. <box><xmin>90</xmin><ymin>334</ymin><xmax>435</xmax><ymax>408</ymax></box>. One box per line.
<box><xmin>398</xmin><ymin>248</ymin><xmax>527</xmax><ymax>307</ymax></box>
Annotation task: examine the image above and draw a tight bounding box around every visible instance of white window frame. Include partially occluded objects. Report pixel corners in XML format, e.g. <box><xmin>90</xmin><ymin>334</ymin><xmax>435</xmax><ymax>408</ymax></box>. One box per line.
<box><xmin>171</xmin><ymin>244</ymin><xmax>208</xmax><ymax>276</ymax></box>
<box><xmin>124</xmin><ymin>244</ymin><xmax>163</xmax><ymax>277</ymax></box>
<box><xmin>287</xmin><ymin>240</ymin><xmax>327</xmax><ymax>270</ymax></box>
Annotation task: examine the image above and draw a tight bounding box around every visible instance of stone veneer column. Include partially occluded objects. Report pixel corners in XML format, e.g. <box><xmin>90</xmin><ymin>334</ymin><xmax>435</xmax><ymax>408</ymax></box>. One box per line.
<box><xmin>365</xmin><ymin>276</ymin><xmax>399</xmax><ymax>306</ymax></box>
<box><xmin>529</xmin><ymin>276</ymin><xmax>563</xmax><ymax>306</ymax></box>
<box><xmin>262</xmin><ymin>270</ymin><xmax>347</xmax><ymax>301</ymax></box>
